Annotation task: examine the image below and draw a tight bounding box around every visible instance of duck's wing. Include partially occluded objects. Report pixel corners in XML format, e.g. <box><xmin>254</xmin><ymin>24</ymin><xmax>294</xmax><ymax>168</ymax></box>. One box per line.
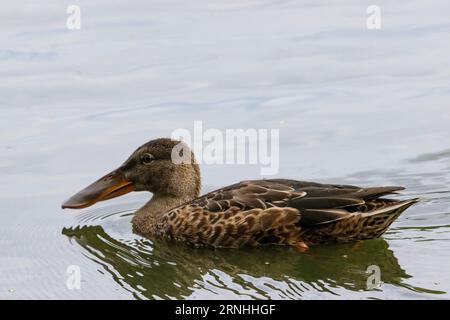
<box><xmin>272</xmin><ymin>179</ymin><xmax>407</xmax><ymax>227</ymax></box>
<box><xmin>190</xmin><ymin>179</ymin><xmax>308</xmax><ymax>211</ymax></box>
<box><xmin>191</xmin><ymin>179</ymin><xmax>406</xmax><ymax>226</ymax></box>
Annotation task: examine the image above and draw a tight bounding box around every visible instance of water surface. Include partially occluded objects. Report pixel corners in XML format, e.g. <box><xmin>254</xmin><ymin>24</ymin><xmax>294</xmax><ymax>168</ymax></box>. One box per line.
<box><xmin>1</xmin><ymin>0</ymin><xmax>450</xmax><ymax>299</ymax></box>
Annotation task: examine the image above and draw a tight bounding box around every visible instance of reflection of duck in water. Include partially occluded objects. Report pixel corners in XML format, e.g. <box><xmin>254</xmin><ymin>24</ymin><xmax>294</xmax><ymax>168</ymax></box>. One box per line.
<box><xmin>62</xmin><ymin>138</ymin><xmax>418</xmax><ymax>251</ymax></box>
<box><xmin>62</xmin><ymin>223</ymin><xmax>410</xmax><ymax>299</ymax></box>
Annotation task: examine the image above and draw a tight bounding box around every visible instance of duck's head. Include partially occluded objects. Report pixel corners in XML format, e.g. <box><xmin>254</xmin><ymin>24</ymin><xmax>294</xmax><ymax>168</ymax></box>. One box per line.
<box><xmin>62</xmin><ymin>138</ymin><xmax>201</xmax><ymax>209</ymax></box>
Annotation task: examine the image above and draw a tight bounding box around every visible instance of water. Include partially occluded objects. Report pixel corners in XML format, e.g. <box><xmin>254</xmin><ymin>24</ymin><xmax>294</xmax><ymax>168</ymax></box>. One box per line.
<box><xmin>1</xmin><ymin>0</ymin><xmax>450</xmax><ymax>299</ymax></box>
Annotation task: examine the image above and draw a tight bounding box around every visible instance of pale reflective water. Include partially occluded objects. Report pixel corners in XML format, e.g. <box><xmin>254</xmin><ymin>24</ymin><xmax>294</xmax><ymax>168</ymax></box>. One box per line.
<box><xmin>1</xmin><ymin>0</ymin><xmax>450</xmax><ymax>299</ymax></box>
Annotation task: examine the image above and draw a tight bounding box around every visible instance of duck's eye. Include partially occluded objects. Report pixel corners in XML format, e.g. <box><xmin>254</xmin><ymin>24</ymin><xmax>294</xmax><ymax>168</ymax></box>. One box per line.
<box><xmin>141</xmin><ymin>153</ymin><xmax>155</xmax><ymax>165</ymax></box>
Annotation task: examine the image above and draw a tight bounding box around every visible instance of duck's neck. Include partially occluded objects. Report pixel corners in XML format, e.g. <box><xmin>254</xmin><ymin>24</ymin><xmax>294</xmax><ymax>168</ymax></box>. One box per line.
<box><xmin>132</xmin><ymin>161</ymin><xmax>201</xmax><ymax>235</ymax></box>
<box><xmin>138</xmin><ymin>193</ymin><xmax>194</xmax><ymax>217</ymax></box>
<box><xmin>132</xmin><ymin>193</ymin><xmax>197</xmax><ymax>234</ymax></box>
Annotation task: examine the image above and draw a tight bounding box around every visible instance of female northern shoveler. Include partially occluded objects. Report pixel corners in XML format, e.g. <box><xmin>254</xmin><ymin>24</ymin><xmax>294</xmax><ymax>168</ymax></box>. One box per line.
<box><xmin>62</xmin><ymin>138</ymin><xmax>418</xmax><ymax>251</ymax></box>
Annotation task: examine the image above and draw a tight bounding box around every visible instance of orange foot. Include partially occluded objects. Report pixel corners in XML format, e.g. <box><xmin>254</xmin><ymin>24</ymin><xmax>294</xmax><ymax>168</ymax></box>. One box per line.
<box><xmin>289</xmin><ymin>241</ymin><xmax>309</xmax><ymax>253</ymax></box>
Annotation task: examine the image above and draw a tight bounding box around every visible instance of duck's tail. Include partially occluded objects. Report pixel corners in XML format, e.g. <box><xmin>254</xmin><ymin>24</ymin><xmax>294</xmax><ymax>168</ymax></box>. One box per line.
<box><xmin>357</xmin><ymin>198</ymin><xmax>420</xmax><ymax>238</ymax></box>
<box><xmin>303</xmin><ymin>198</ymin><xmax>420</xmax><ymax>244</ymax></box>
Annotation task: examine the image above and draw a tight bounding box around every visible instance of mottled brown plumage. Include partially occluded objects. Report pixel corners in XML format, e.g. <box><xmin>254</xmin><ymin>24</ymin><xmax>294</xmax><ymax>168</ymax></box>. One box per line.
<box><xmin>62</xmin><ymin>138</ymin><xmax>419</xmax><ymax>251</ymax></box>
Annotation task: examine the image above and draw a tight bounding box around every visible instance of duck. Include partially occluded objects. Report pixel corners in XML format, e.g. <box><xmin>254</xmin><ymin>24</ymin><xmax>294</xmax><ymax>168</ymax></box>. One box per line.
<box><xmin>62</xmin><ymin>138</ymin><xmax>419</xmax><ymax>251</ymax></box>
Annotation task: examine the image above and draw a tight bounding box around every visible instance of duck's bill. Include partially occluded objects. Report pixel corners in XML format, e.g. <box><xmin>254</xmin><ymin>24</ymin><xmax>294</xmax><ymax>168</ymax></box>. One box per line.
<box><xmin>62</xmin><ymin>169</ymin><xmax>135</xmax><ymax>209</ymax></box>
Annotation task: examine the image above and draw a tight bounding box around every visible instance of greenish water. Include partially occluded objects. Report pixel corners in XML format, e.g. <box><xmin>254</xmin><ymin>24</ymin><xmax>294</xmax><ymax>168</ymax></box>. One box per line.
<box><xmin>1</xmin><ymin>0</ymin><xmax>450</xmax><ymax>299</ymax></box>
